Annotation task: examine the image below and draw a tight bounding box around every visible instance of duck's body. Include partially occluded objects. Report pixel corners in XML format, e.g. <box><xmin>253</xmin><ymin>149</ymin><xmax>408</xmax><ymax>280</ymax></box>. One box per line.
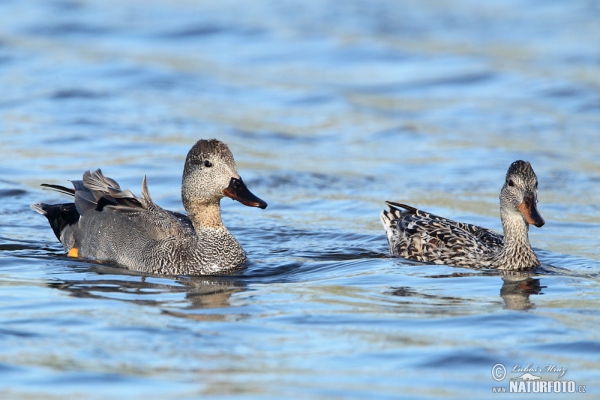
<box><xmin>32</xmin><ymin>139</ymin><xmax>267</xmax><ymax>275</ymax></box>
<box><xmin>380</xmin><ymin>161</ymin><xmax>545</xmax><ymax>271</ymax></box>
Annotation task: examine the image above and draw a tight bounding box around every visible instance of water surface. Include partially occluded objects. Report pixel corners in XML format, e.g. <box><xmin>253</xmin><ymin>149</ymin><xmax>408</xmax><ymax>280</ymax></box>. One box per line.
<box><xmin>1</xmin><ymin>0</ymin><xmax>600</xmax><ymax>398</ymax></box>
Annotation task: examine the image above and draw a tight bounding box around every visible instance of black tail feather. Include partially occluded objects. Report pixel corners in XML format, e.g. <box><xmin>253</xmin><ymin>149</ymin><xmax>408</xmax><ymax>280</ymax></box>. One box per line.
<box><xmin>31</xmin><ymin>202</ymin><xmax>79</xmax><ymax>241</ymax></box>
<box><xmin>41</xmin><ymin>184</ymin><xmax>75</xmax><ymax>197</ymax></box>
<box><xmin>385</xmin><ymin>201</ymin><xmax>418</xmax><ymax>214</ymax></box>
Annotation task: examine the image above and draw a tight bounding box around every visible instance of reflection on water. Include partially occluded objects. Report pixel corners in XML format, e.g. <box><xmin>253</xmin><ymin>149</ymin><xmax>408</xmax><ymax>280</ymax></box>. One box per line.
<box><xmin>45</xmin><ymin>256</ymin><xmax>547</xmax><ymax>318</ymax></box>
<box><xmin>1</xmin><ymin>0</ymin><xmax>600</xmax><ymax>398</ymax></box>
<box><xmin>47</xmin><ymin>268</ymin><xmax>246</xmax><ymax>313</ymax></box>
<box><xmin>422</xmin><ymin>270</ymin><xmax>546</xmax><ymax>311</ymax></box>
<box><xmin>499</xmin><ymin>275</ymin><xmax>544</xmax><ymax>311</ymax></box>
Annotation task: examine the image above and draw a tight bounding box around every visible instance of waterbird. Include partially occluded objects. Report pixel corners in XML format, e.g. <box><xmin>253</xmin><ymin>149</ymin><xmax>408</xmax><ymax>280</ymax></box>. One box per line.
<box><xmin>32</xmin><ymin>139</ymin><xmax>267</xmax><ymax>275</ymax></box>
<box><xmin>380</xmin><ymin>160</ymin><xmax>544</xmax><ymax>270</ymax></box>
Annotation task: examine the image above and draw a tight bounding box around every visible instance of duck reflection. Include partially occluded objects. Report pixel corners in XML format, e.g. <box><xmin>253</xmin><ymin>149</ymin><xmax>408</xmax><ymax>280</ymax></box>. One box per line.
<box><xmin>47</xmin><ymin>263</ymin><xmax>247</xmax><ymax>320</ymax></box>
<box><xmin>389</xmin><ymin>270</ymin><xmax>545</xmax><ymax>311</ymax></box>
<box><xmin>499</xmin><ymin>273</ymin><xmax>544</xmax><ymax>310</ymax></box>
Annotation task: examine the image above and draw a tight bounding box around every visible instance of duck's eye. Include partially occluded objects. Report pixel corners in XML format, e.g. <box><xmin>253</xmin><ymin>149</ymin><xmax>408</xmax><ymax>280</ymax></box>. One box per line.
<box><xmin>204</xmin><ymin>160</ymin><xmax>213</xmax><ymax>168</ymax></box>
<box><xmin>508</xmin><ymin>179</ymin><xmax>514</xmax><ymax>187</ymax></box>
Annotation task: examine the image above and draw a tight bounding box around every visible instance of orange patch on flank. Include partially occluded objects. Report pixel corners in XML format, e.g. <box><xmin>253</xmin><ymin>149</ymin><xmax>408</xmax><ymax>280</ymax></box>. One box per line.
<box><xmin>68</xmin><ymin>247</ymin><xmax>79</xmax><ymax>258</ymax></box>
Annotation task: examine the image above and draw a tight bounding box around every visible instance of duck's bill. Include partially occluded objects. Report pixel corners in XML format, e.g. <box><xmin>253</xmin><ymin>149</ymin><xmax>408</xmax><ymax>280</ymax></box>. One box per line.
<box><xmin>223</xmin><ymin>177</ymin><xmax>268</xmax><ymax>209</ymax></box>
<box><xmin>518</xmin><ymin>196</ymin><xmax>545</xmax><ymax>227</ymax></box>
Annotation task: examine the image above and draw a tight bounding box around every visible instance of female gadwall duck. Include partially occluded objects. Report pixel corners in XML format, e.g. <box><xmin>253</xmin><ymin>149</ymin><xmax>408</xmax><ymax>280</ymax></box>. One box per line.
<box><xmin>380</xmin><ymin>160</ymin><xmax>545</xmax><ymax>271</ymax></box>
<box><xmin>32</xmin><ymin>139</ymin><xmax>267</xmax><ymax>275</ymax></box>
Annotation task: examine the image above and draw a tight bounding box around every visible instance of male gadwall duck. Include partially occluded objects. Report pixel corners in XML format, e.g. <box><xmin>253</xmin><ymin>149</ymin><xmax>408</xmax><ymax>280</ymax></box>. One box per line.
<box><xmin>32</xmin><ymin>139</ymin><xmax>267</xmax><ymax>275</ymax></box>
<box><xmin>380</xmin><ymin>160</ymin><xmax>545</xmax><ymax>270</ymax></box>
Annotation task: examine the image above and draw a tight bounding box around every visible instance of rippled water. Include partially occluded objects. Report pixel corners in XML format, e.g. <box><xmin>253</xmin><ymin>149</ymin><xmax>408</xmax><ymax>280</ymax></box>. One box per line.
<box><xmin>2</xmin><ymin>0</ymin><xmax>600</xmax><ymax>398</ymax></box>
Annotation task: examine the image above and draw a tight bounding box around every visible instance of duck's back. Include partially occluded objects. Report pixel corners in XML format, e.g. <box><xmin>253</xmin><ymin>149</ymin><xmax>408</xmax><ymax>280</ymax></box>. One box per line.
<box><xmin>77</xmin><ymin>202</ymin><xmax>196</xmax><ymax>273</ymax></box>
<box><xmin>381</xmin><ymin>202</ymin><xmax>503</xmax><ymax>268</ymax></box>
<box><xmin>79</xmin><ymin>206</ymin><xmax>246</xmax><ymax>275</ymax></box>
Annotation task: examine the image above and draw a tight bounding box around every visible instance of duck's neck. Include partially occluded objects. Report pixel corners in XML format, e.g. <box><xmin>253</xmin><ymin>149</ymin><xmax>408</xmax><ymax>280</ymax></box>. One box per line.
<box><xmin>186</xmin><ymin>200</ymin><xmax>225</xmax><ymax>230</ymax></box>
<box><xmin>494</xmin><ymin>209</ymin><xmax>539</xmax><ymax>270</ymax></box>
<box><xmin>181</xmin><ymin>198</ymin><xmax>247</xmax><ymax>272</ymax></box>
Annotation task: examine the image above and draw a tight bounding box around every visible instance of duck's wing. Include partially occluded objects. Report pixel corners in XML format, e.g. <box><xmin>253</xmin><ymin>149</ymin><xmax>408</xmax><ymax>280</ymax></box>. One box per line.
<box><xmin>385</xmin><ymin>202</ymin><xmax>503</xmax><ymax>244</ymax></box>
<box><xmin>42</xmin><ymin>169</ymin><xmax>151</xmax><ymax>215</ymax></box>
<box><xmin>381</xmin><ymin>201</ymin><xmax>502</xmax><ymax>266</ymax></box>
<box><xmin>80</xmin><ymin>169</ymin><xmax>149</xmax><ymax>214</ymax></box>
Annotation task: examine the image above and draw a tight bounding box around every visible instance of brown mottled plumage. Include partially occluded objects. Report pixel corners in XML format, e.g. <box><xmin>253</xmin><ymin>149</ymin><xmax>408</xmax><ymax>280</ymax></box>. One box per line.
<box><xmin>32</xmin><ymin>139</ymin><xmax>267</xmax><ymax>275</ymax></box>
<box><xmin>380</xmin><ymin>160</ymin><xmax>545</xmax><ymax>271</ymax></box>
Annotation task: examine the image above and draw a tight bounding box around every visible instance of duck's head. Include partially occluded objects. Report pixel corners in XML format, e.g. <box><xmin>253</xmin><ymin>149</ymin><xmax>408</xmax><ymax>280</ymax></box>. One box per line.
<box><xmin>500</xmin><ymin>160</ymin><xmax>544</xmax><ymax>228</ymax></box>
<box><xmin>182</xmin><ymin>139</ymin><xmax>267</xmax><ymax>209</ymax></box>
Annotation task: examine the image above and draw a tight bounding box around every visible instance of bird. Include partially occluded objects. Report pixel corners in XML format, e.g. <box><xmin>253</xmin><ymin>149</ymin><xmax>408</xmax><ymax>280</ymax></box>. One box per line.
<box><xmin>32</xmin><ymin>139</ymin><xmax>267</xmax><ymax>275</ymax></box>
<box><xmin>380</xmin><ymin>160</ymin><xmax>545</xmax><ymax>270</ymax></box>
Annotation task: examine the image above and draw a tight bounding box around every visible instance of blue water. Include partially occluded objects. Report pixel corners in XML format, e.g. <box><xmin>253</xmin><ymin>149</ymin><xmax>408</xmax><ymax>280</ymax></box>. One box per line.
<box><xmin>1</xmin><ymin>0</ymin><xmax>600</xmax><ymax>398</ymax></box>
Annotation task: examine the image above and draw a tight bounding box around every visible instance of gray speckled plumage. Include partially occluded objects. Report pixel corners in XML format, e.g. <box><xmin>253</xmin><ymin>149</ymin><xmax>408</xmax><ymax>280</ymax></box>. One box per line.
<box><xmin>32</xmin><ymin>139</ymin><xmax>267</xmax><ymax>276</ymax></box>
<box><xmin>380</xmin><ymin>160</ymin><xmax>545</xmax><ymax>271</ymax></box>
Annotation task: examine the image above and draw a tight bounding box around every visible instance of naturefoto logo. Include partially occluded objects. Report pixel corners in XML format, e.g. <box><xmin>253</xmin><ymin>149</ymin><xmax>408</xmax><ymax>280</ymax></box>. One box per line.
<box><xmin>491</xmin><ymin>363</ymin><xmax>586</xmax><ymax>394</ymax></box>
<box><xmin>515</xmin><ymin>372</ymin><xmax>541</xmax><ymax>381</ymax></box>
